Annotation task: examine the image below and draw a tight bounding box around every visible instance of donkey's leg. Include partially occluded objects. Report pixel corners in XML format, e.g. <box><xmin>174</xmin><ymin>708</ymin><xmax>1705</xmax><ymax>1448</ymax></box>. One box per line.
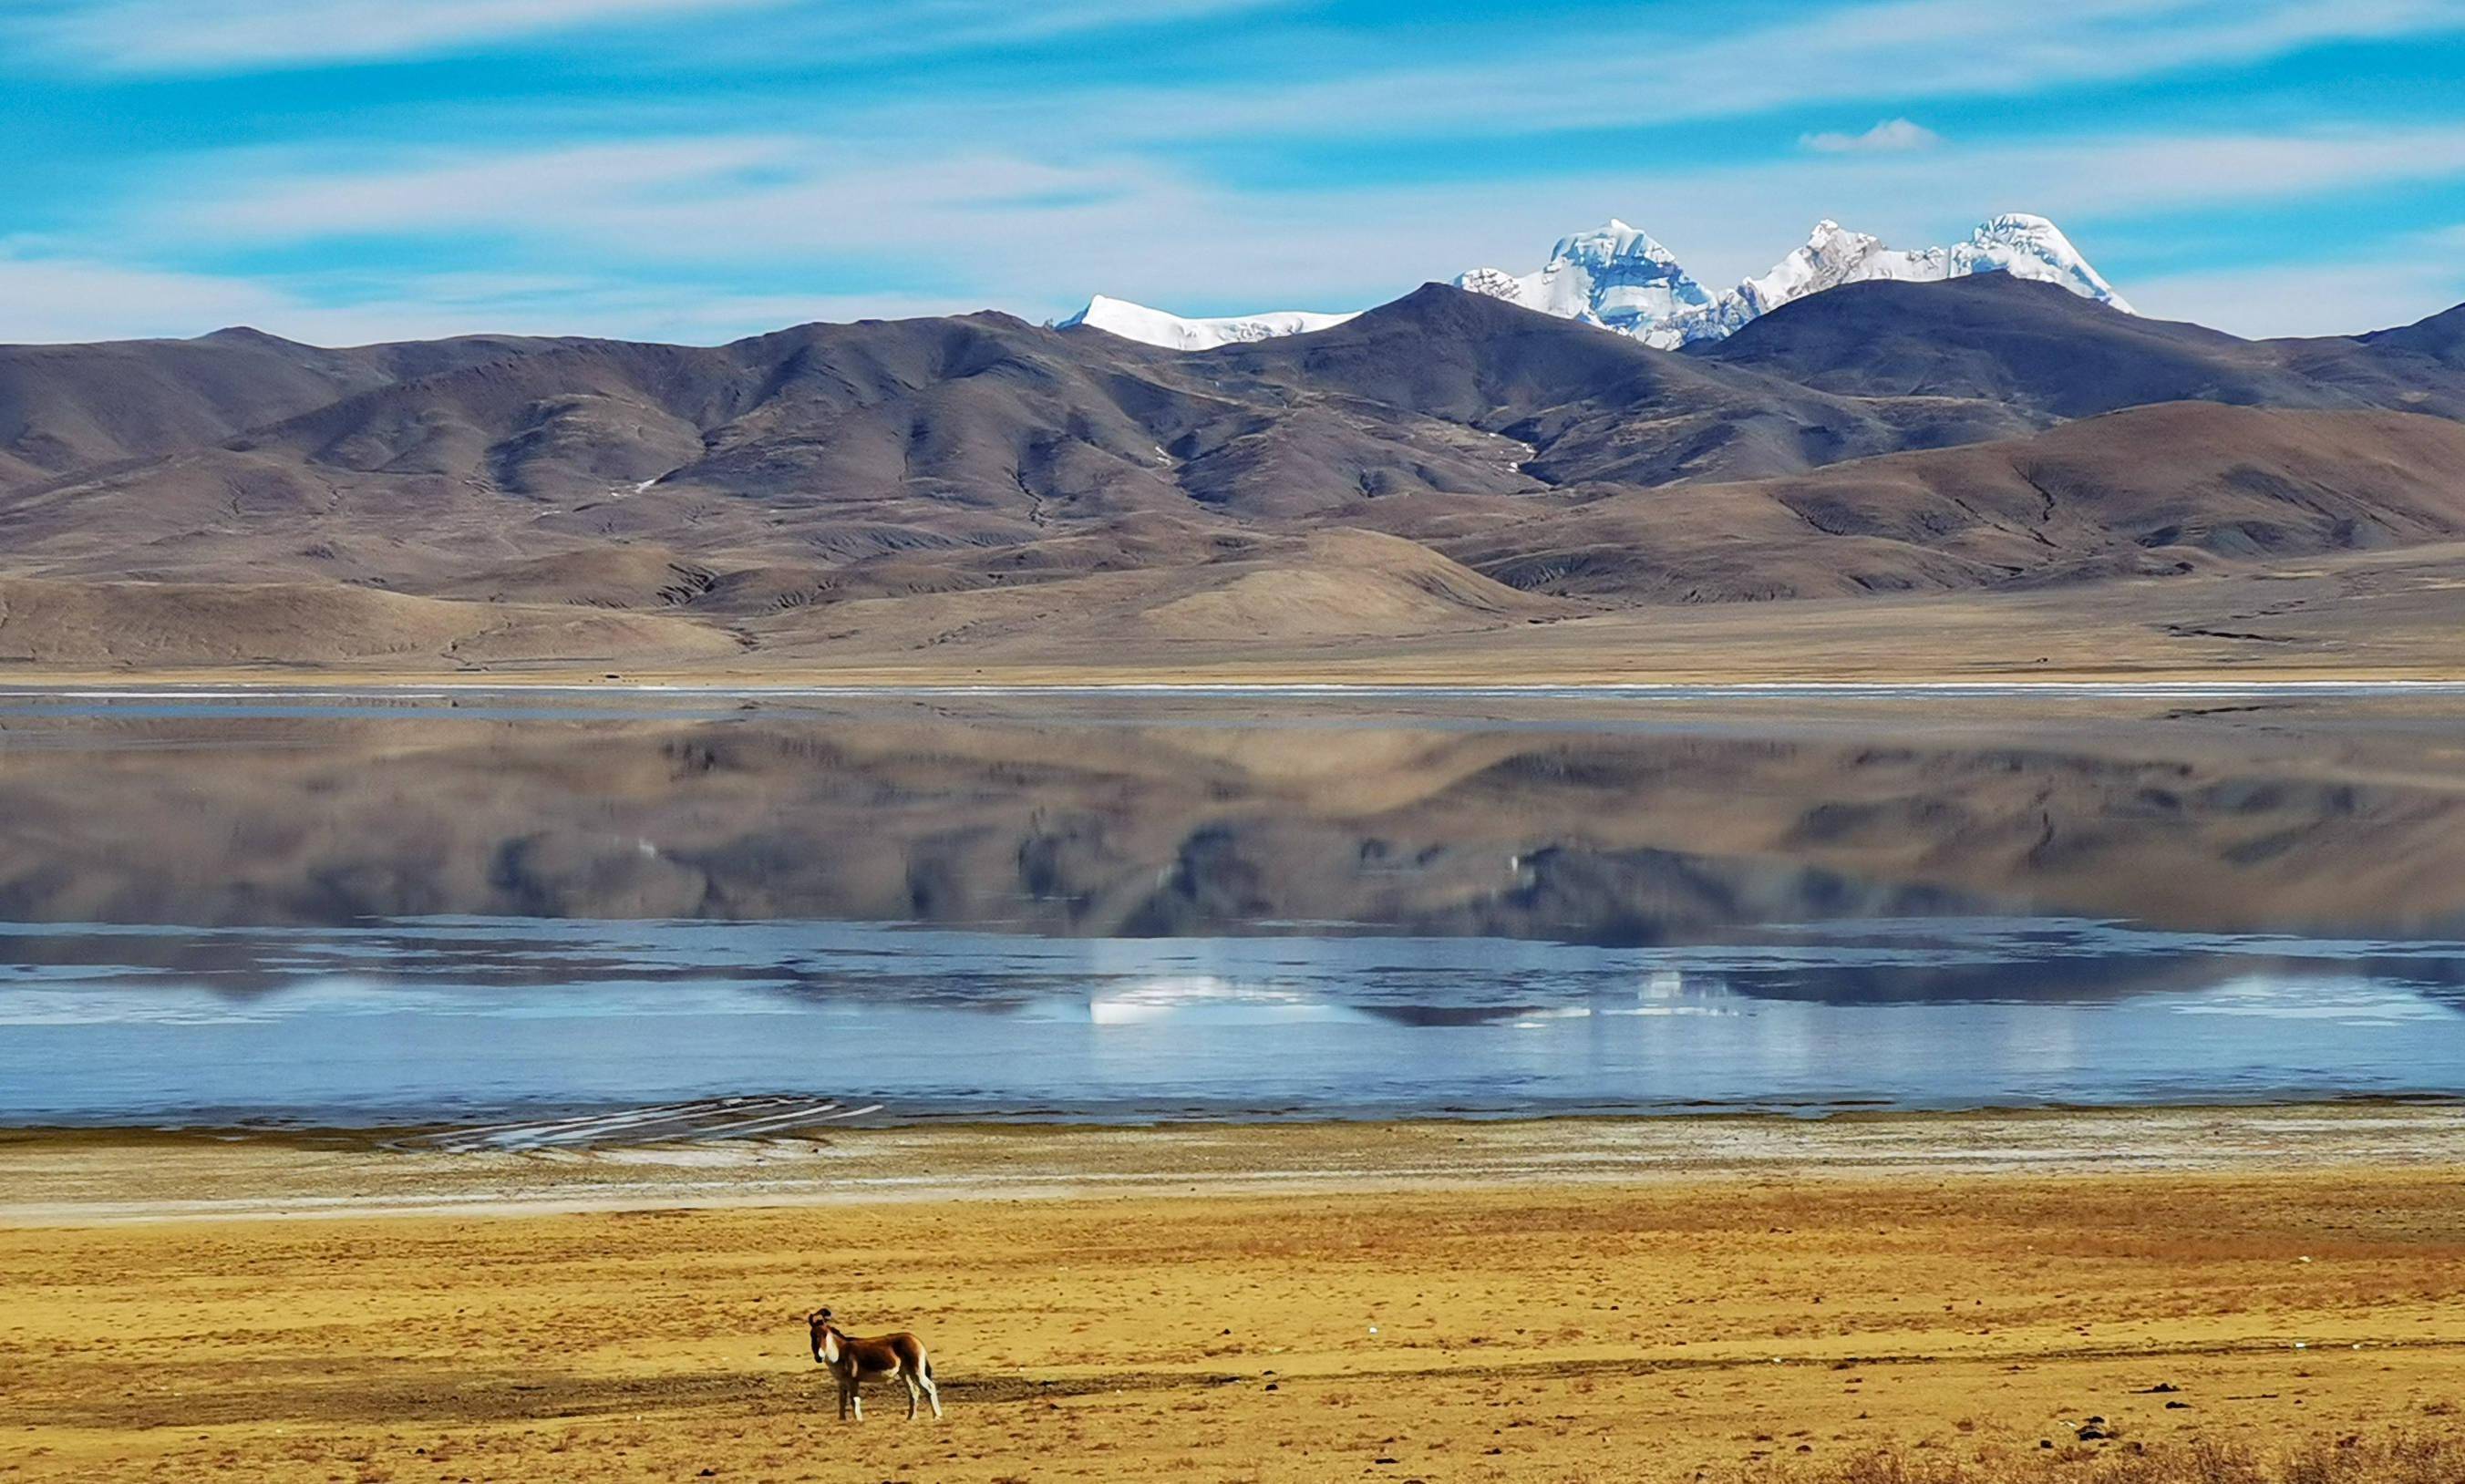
<box><xmin>903</xmin><ymin>1370</ymin><xmax>922</xmax><ymax>1420</ymax></box>
<box><xmin>850</xmin><ymin>1380</ymin><xmax>863</xmax><ymax>1421</ymax></box>
<box><xmin>920</xmin><ymin>1366</ymin><xmax>943</xmax><ymax>1419</ymax></box>
<box><xmin>836</xmin><ymin>1376</ymin><xmax>851</xmax><ymax>1422</ymax></box>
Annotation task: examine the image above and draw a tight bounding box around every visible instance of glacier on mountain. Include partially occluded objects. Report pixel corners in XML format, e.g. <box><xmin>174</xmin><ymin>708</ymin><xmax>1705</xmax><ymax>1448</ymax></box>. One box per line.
<box><xmin>1461</xmin><ymin>213</ymin><xmax>2133</xmax><ymax>345</ymax></box>
<box><xmin>1061</xmin><ymin>214</ymin><xmax>2130</xmax><ymax>352</ymax></box>
<box><xmin>1055</xmin><ymin>294</ymin><xmax>1357</xmax><ymax>351</ymax></box>
<box><xmin>1449</xmin><ymin>220</ymin><xmax>1717</xmax><ymax>347</ymax></box>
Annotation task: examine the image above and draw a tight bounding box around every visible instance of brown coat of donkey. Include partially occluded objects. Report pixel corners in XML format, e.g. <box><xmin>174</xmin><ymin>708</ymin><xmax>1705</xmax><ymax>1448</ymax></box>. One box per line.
<box><xmin>806</xmin><ymin>1307</ymin><xmax>942</xmax><ymax>1421</ymax></box>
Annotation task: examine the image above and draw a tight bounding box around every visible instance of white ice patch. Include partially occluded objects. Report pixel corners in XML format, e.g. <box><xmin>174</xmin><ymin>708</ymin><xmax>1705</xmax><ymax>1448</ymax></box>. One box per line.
<box><xmin>1057</xmin><ymin>295</ymin><xmax>1357</xmax><ymax>351</ymax></box>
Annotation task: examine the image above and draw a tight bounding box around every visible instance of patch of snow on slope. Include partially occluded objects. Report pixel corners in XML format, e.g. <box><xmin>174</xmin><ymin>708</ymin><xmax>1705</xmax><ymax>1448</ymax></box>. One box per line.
<box><xmin>1057</xmin><ymin>294</ymin><xmax>1357</xmax><ymax>351</ymax></box>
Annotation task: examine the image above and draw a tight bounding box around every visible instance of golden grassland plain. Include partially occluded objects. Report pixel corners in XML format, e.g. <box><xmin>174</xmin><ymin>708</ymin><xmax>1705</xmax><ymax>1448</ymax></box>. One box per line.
<box><xmin>5</xmin><ymin>541</ymin><xmax>2465</xmax><ymax>687</ymax></box>
<box><xmin>5</xmin><ymin>1112</ymin><xmax>2464</xmax><ymax>1482</ymax></box>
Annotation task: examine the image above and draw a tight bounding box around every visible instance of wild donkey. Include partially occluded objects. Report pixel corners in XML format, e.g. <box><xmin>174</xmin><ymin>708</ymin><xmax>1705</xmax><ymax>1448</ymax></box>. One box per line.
<box><xmin>806</xmin><ymin>1306</ymin><xmax>942</xmax><ymax>1421</ymax></box>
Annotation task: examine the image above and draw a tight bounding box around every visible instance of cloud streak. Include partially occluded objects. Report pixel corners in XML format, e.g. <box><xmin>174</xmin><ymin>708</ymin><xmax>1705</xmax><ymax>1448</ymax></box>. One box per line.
<box><xmin>16</xmin><ymin>0</ymin><xmax>1286</xmax><ymax>72</ymax></box>
<box><xmin>5</xmin><ymin>0</ymin><xmax>2464</xmax><ymax>341</ymax></box>
<box><xmin>155</xmin><ymin>125</ymin><xmax>2465</xmax><ymax>307</ymax></box>
<box><xmin>0</xmin><ymin>241</ymin><xmax>991</xmax><ymax>345</ymax></box>
<box><xmin>941</xmin><ymin>0</ymin><xmax>2465</xmax><ymax>147</ymax></box>
<box><xmin>19</xmin><ymin>0</ymin><xmax>779</xmax><ymax>70</ymax></box>
<box><xmin>2129</xmin><ymin>253</ymin><xmax>2465</xmax><ymax>336</ymax></box>
<box><xmin>1802</xmin><ymin>119</ymin><xmax>1943</xmax><ymax>153</ymax></box>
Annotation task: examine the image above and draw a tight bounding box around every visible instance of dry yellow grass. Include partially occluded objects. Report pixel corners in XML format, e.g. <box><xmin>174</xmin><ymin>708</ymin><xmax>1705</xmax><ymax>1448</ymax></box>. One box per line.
<box><xmin>5</xmin><ymin>1131</ymin><xmax>2462</xmax><ymax>1482</ymax></box>
<box><xmin>5</xmin><ymin>535</ymin><xmax>2465</xmax><ymax>684</ymax></box>
<box><xmin>1753</xmin><ymin>1433</ymin><xmax>2461</xmax><ymax>1483</ymax></box>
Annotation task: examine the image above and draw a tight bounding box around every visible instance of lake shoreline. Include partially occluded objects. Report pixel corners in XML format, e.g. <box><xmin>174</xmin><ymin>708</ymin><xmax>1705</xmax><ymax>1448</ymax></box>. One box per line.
<box><xmin>9</xmin><ymin>1088</ymin><xmax>2465</xmax><ymax>1143</ymax></box>
<box><xmin>8</xmin><ymin>1101</ymin><xmax>2464</xmax><ymax>1228</ymax></box>
<box><xmin>9</xmin><ymin>673</ymin><xmax>2465</xmax><ymax>694</ymax></box>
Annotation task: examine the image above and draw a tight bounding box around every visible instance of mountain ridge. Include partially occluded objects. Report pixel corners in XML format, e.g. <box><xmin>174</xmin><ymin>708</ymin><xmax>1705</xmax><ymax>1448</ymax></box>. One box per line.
<box><xmin>1064</xmin><ymin>211</ymin><xmax>2133</xmax><ymax>353</ymax></box>
<box><xmin>5</xmin><ymin>274</ymin><xmax>2465</xmax><ymax>671</ymax></box>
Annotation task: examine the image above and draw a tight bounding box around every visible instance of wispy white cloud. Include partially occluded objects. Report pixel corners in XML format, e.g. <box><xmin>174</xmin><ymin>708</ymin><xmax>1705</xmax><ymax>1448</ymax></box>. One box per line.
<box><xmin>174</xmin><ymin>138</ymin><xmax>1207</xmax><ymax>266</ymax></box>
<box><xmin>18</xmin><ymin>0</ymin><xmax>779</xmax><ymax>71</ymax></box>
<box><xmin>1802</xmin><ymin>119</ymin><xmax>1942</xmax><ymax>153</ymax></box>
<box><xmin>1990</xmin><ymin>129</ymin><xmax>2465</xmax><ymax>211</ymax></box>
<box><xmin>146</xmin><ymin>124</ymin><xmax>2465</xmax><ymax>319</ymax></box>
<box><xmin>82</xmin><ymin>0</ymin><xmax>2455</xmax><ymax>329</ymax></box>
<box><xmin>194</xmin><ymin>138</ymin><xmax>805</xmax><ymax>238</ymax></box>
<box><xmin>19</xmin><ymin>118</ymin><xmax>2465</xmax><ymax>345</ymax></box>
<box><xmin>705</xmin><ymin>0</ymin><xmax>1291</xmax><ymax>63</ymax></box>
<box><xmin>0</xmin><ymin>246</ymin><xmax>304</xmax><ymax>343</ymax></box>
<box><xmin>12</xmin><ymin>0</ymin><xmax>2465</xmax><ymax>340</ymax></box>
<box><xmin>960</xmin><ymin>0</ymin><xmax>2465</xmax><ymax>146</ymax></box>
<box><xmin>0</xmin><ymin>242</ymin><xmax>988</xmax><ymax>345</ymax></box>
<box><xmin>2127</xmin><ymin>254</ymin><xmax>2465</xmax><ymax>337</ymax></box>
<box><xmin>15</xmin><ymin>0</ymin><xmax>1284</xmax><ymax>73</ymax></box>
<box><xmin>14</xmin><ymin>218</ymin><xmax>2459</xmax><ymax>350</ymax></box>
<box><xmin>26</xmin><ymin>0</ymin><xmax>2450</xmax><ymax>97</ymax></box>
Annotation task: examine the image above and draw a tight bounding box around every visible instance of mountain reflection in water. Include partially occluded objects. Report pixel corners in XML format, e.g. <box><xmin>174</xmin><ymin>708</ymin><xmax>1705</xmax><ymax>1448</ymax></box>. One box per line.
<box><xmin>1</xmin><ymin>689</ymin><xmax>2460</xmax><ymax>1124</ymax></box>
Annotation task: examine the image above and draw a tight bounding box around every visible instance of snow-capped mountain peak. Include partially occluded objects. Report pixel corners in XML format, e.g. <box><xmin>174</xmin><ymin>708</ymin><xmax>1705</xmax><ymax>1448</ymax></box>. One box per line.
<box><xmin>1460</xmin><ymin>211</ymin><xmax>2132</xmax><ymax>346</ymax></box>
<box><xmin>1550</xmin><ymin>219</ymin><xmax>1684</xmax><ymax>271</ymax></box>
<box><xmin>1055</xmin><ymin>294</ymin><xmax>1356</xmax><ymax>351</ymax></box>
<box><xmin>1743</xmin><ymin>221</ymin><xmax>1895</xmax><ymax>311</ymax></box>
<box><xmin>1065</xmin><ymin>211</ymin><xmax>2130</xmax><ymax>353</ymax></box>
<box><xmin>1453</xmin><ymin>220</ymin><xmax>1716</xmax><ymax>348</ymax></box>
<box><xmin>1946</xmin><ymin>213</ymin><xmax>2133</xmax><ymax>314</ymax></box>
<box><xmin>1731</xmin><ymin>212</ymin><xmax>2134</xmax><ymax>325</ymax></box>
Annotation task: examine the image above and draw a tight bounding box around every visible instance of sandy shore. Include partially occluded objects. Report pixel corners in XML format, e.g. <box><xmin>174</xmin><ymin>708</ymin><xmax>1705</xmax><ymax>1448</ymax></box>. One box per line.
<box><xmin>7</xmin><ymin>1105</ymin><xmax>2465</xmax><ymax>1225</ymax></box>
<box><xmin>6</xmin><ymin>1108</ymin><xmax>2464</xmax><ymax>1481</ymax></box>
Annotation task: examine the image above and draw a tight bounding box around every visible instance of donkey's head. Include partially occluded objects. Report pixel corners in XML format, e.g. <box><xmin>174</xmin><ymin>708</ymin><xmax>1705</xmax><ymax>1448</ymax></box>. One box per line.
<box><xmin>807</xmin><ymin>1306</ymin><xmax>840</xmax><ymax>1364</ymax></box>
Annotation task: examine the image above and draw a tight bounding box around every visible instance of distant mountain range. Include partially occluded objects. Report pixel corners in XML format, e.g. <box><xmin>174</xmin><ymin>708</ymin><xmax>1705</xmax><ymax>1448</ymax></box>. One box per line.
<box><xmin>1065</xmin><ymin>213</ymin><xmax>2130</xmax><ymax>352</ymax></box>
<box><xmin>3</xmin><ymin>270</ymin><xmax>2463</xmax><ymax>670</ymax></box>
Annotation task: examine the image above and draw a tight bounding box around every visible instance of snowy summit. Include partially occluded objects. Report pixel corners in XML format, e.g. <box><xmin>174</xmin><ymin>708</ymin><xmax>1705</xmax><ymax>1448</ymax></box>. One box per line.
<box><xmin>1453</xmin><ymin>220</ymin><xmax>1718</xmax><ymax>346</ymax></box>
<box><xmin>1065</xmin><ymin>212</ymin><xmax>2130</xmax><ymax>352</ymax></box>
<box><xmin>1459</xmin><ymin>212</ymin><xmax>2134</xmax><ymax>346</ymax></box>
<box><xmin>1056</xmin><ymin>294</ymin><xmax>1358</xmax><ymax>351</ymax></box>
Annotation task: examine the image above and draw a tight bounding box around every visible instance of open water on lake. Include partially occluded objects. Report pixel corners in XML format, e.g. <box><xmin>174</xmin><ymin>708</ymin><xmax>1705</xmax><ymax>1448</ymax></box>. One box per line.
<box><xmin>2</xmin><ymin>687</ymin><xmax>2460</xmax><ymax>1128</ymax></box>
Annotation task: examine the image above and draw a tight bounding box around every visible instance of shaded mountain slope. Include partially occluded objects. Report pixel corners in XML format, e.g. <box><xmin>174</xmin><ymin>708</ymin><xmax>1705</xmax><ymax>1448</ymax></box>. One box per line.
<box><xmin>2357</xmin><ymin>302</ymin><xmax>2465</xmax><ymax>366</ymax></box>
<box><xmin>0</xmin><ymin>327</ymin><xmax>559</xmax><ymax>490</ymax></box>
<box><xmin>1148</xmin><ymin>283</ymin><xmax>2042</xmax><ymax>486</ymax></box>
<box><xmin>1442</xmin><ymin>402</ymin><xmax>2465</xmax><ymax>602</ymax></box>
<box><xmin>1705</xmin><ymin>274</ymin><xmax>2465</xmax><ymax>421</ymax></box>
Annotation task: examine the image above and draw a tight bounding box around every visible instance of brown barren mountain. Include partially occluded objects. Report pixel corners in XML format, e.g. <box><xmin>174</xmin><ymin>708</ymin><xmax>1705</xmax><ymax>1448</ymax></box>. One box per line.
<box><xmin>0</xmin><ymin>575</ymin><xmax>742</xmax><ymax>668</ymax></box>
<box><xmin>1441</xmin><ymin>402</ymin><xmax>2465</xmax><ymax>601</ymax></box>
<box><xmin>4</xmin><ymin>278</ymin><xmax>2464</xmax><ymax>676</ymax></box>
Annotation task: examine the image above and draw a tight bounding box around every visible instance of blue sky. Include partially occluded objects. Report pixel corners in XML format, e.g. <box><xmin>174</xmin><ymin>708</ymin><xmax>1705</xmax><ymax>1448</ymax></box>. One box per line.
<box><xmin>3</xmin><ymin>0</ymin><xmax>2463</xmax><ymax>344</ymax></box>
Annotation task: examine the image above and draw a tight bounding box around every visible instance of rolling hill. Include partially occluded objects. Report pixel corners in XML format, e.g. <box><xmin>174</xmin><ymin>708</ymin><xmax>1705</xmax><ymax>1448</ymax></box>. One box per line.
<box><xmin>3</xmin><ymin>275</ymin><xmax>2462</xmax><ymax>674</ymax></box>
